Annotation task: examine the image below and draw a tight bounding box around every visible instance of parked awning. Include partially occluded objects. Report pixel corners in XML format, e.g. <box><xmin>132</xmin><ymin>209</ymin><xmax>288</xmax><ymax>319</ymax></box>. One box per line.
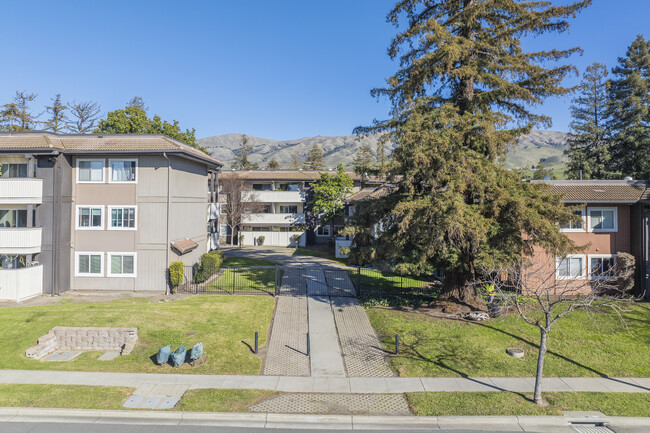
<box><xmin>171</xmin><ymin>239</ymin><xmax>198</xmax><ymax>255</ymax></box>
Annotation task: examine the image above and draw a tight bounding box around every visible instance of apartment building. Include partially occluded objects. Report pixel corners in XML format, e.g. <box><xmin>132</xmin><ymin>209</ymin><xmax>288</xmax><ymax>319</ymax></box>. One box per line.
<box><xmin>218</xmin><ymin>170</ymin><xmax>382</xmax><ymax>247</ymax></box>
<box><xmin>531</xmin><ymin>180</ymin><xmax>650</xmax><ymax>298</ymax></box>
<box><xmin>0</xmin><ymin>132</ymin><xmax>221</xmax><ymax>302</ymax></box>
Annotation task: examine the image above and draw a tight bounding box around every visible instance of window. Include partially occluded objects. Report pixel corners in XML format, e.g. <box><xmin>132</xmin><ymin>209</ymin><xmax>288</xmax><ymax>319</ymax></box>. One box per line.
<box><xmin>77</xmin><ymin>159</ymin><xmax>104</xmax><ymax>183</ymax></box>
<box><xmin>277</xmin><ymin>183</ymin><xmax>299</xmax><ymax>191</ymax></box>
<box><xmin>561</xmin><ymin>209</ymin><xmax>585</xmax><ymax>232</ymax></box>
<box><xmin>0</xmin><ymin>255</ymin><xmax>26</xmax><ymax>269</ymax></box>
<box><xmin>0</xmin><ymin>163</ymin><xmax>27</xmax><ymax>178</ymax></box>
<box><xmin>108</xmin><ymin>253</ymin><xmax>136</xmax><ymax>277</ymax></box>
<box><xmin>109</xmin><ymin>206</ymin><xmax>136</xmax><ymax>230</ymax></box>
<box><xmin>252</xmin><ymin>183</ymin><xmax>272</xmax><ymax>191</ymax></box>
<box><xmin>76</xmin><ymin>252</ymin><xmax>103</xmax><ymax>276</ymax></box>
<box><xmin>279</xmin><ymin>205</ymin><xmax>298</xmax><ymax>213</ymax></box>
<box><xmin>220</xmin><ymin>224</ymin><xmax>231</xmax><ymax>236</ymax></box>
<box><xmin>589</xmin><ymin>255</ymin><xmax>616</xmax><ymax>279</ymax></box>
<box><xmin>77</xmin><ymin>206</ymin><xmax>103</xmax><ymax>229</ymax></box>
<box><xmin>252</xmin><ymin>227</ymin><xmax>271</xmax><ymax>232</ymax></box>
<box><xmin>0</xmin><ymin>209</ymin><xmax>27</xmax><ymax>228</ymax></box>
<box><xmin>556</xmin><ymin>255</ymin><xmax>586</xmax><ymax>279</ymax></box>
<box><xmin>588</xmin><ymin>207</ymin><xmax>617</xmax><ymax>232</ymax></box>
<box><xmin>109</xmin><ymin>159</ymin><xmax>137</xmax><ymax>183</ymax></box>
<box><xmin>317</xmin><ymin>225</ymin><xmax>330</xmax><ymax>237</ymax></box>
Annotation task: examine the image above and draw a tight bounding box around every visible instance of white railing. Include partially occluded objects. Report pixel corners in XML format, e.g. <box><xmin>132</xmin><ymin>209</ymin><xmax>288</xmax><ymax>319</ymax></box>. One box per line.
<box><xmin>245</xmin><ymin>213</ymin><xmax>305</xmax><ymax>225</ymax></box>
<box><xmin>207</xmin><ymin>203</ymin><xmax>219</xmax><ymax>220</ymax></box>
<box><xmin>242</xmin><ymin>190</ymin><xmax>305</xmax><ymax>203</ymax></box>
<box><xmin>0</xmin><ymin>178</ymin><xmax>43</xmax><ymax>204</ymax></box>
<box><xmin>0</xmin><ymin>227</ymin><xmax>42</xmax><ymax>254</ymax></box>
<box><xmin>0</xmin><ymin>265</ymin><xmax>43</xmax><ymax>302</ymax></box>
<box><xmin>240</xmin><ymin>231</ymin><xmax>306</xmax><ymax>247</ymax></box>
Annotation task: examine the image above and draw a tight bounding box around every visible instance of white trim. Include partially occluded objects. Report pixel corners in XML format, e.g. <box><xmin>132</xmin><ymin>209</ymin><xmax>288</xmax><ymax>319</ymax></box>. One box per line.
<box><xmin>107</xmin><ymin>252</ymin><xmax>137</xmax><ymax>277</ymax></box>
<box><xmin>75</xmin><ymin>251</ymin><xmax>104</xmax><ymax>277</ymax></box>
<box><xmin>75</xmin><ymin>205</ymin><xmax>104</xmax><ymax>230</ymax></box>
<box><xmin>555</xmin><ymin>254</ymin><xmax>586</xmax><ymax>280</ymax></box>
<box><xmin>588</xmin><ymin>254</ymin><xmax>617</xmax><ymax>280</ymax></box>
<box><xmin>108</xmin><ymin>158</ymin><xmax>138</xmax><ymax>184</ymax></box>
<box><xmin>76</xmin><ymin>158</ymin><xmax>105</xmax><ymax>183</ymax></box>
<box><xmin>560</xmin><ymin>208</ymin><xmax>586</xmax><ymax>233</ymax></box>
<box><xmin>587</xmin><ymin>207</ymin><xmax>618</xmax><ymax>233</ymax></box>
<box><xmin>107</xmin><ymin>205</ymin><xmax>137</xmax><ymax>231</ymax></box>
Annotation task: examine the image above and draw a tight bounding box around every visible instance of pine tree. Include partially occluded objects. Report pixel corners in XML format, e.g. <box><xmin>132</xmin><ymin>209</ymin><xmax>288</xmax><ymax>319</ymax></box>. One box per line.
<box><xmin>289</xmin><ymin>151</ymin><xmax>302</xmax><ymax>169</ymax></box>
<box><xmin>127</xmin><ymin>96</ymin><xmax>148</xmax><ymax>112</ymax></box>
<box><xmin>1</xmin><ymin>91</ymin><xmax>38</xmax><ymax>131</ymax></box>
<box><xmin>606</xmin><ymin>35</ymin><xmax>650</xmax><ymax>179</ymax></box>
<box><xmin>232</xmin><ymin>135</ymin><xmax>259</xmax><ymax>170</ymax></box>
<box><xmin>303</xmin><ymin>144</ymin><xmax>326</xmax><ymax>170</ymax></box>
<box><xmin>42</xmin><ymin>94</ymin><xmax>68</xmax><ymax>132</ymax></box>
<box><xmin>352</xmin><ymin>144</ymin><xmax>375</xmax><ymax>174</ymax></box>
<box><xmin>565</xmin><ymin>63</ymin><xmax>612</xmax><ymax>179</ymax></box>
<box><xmin>352</xmin><ymin>0</ymin><xmax>585</xmax><ymax>306</ymax></box>
<box><xmin>266</xmin><ymin>159</ymin><xmax>280</xmax><ymax>170</ymax></box>
<box><xmin>532</xmin><ymin>162</ymin><xmax>554</xmax><ymax>180</ymax></box>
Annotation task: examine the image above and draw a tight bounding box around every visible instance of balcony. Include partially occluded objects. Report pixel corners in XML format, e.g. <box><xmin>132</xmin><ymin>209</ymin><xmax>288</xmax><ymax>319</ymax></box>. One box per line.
<box><xmin>0</xmin><ymin>178</ymin><xmax>43</xmax><ymax>204</ymax></box>
<box><xmin>0</xmin><ymin>265</ymin><xmax>43</xmax><ymax>302</ymax></box>
<box><xmin>0</xmin><ymin>227</ymin><xmax>42</xmax><ymax>254</ymax></box>
<box><xmin>242</xmin><ymin>190</ymin><xmax>305</xmax><ymax>203</ymax></box>
<box><xmin>245</xmin><ymin>213</ymin><xmax>305</xmax><ymax>225</ymax></box>
<box><xmin>208</xmin><ymin>203</ymin><xmax>219</xmax><ymax>220</ymax></box>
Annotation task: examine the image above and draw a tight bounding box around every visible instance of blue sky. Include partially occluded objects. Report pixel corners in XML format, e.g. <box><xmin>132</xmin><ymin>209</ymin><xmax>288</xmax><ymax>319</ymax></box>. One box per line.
<box><xmin>0</xmin><ymin>0</ymin><xmax>648</xmax><ymax>140</ymax></box>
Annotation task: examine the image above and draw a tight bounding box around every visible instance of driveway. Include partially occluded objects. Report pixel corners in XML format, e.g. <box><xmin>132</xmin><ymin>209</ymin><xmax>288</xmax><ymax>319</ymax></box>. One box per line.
<box><xmin>221</xmin><ymin>246</ymin><xmax>348</xmax><ymax>269</ymax></box>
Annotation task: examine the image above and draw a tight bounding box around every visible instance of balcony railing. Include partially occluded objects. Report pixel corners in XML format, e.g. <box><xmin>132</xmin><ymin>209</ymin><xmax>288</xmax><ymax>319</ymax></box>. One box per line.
<box><xmin>0</xmin><ymin>265</ymin><xmax>43</xmax><ymax>302</ymax></box>
<box><xmin>0</xmin><ymin>227</ymin><xmax>42</xmax><ymax>254</ymax></box>
<box><xmin>245</xmin><ymin>213</ymin><xmax>305</xmax><ymax>225</ymax></box>
<box><xmin>0</xmin><ymin>178</ymin><xmax>43</xmax><ymax>204</ymax></box>
<box><xmin>208</xmin><ymin>203</ymin><xmax>219</xmax><ymax>220</ymax></box>
<box><xmin>242</xmin><ymin>190</ymin><xmax>305</xmax><ymax>203</ymax></box>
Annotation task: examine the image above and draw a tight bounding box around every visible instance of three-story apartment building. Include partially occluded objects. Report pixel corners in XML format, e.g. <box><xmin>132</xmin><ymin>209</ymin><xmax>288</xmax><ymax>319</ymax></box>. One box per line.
<box><xmin>0</xmin><ymin>132</ymin><xmax>221</xmax><ymax>301</ymax></box>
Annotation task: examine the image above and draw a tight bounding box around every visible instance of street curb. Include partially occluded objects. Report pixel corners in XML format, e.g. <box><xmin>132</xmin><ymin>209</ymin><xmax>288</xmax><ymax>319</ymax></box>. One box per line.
<box><xmin>0</xmin><ymin>407</ymin><xmax>648</xmax><ymax>430</ymax></box>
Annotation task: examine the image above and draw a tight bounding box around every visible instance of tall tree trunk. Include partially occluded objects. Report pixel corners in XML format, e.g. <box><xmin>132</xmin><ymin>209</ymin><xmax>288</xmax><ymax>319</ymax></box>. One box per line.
<box><xmin>438</xmin><ymin>269</ymin><xmax>482</xmax><ymax>308</ymax></box>
<box><xmin>533</xmin><ymin>328</ymin><xmax>549</xmax><ymax>405</ymax></box>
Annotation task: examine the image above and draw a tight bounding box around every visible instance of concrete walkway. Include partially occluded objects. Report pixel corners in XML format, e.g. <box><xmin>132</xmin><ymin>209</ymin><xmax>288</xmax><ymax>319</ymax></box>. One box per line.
<box><xmin>1</xmin><ymin>370</ymin><xmax>648</xmax><ymax>393</ymax></box>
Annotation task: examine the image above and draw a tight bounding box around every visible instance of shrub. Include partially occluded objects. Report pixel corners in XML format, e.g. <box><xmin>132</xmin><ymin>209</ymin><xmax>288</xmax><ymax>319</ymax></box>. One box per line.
<box><xmin>194</xmin><ymin>253</ymin><xmax>220</xmax><ymax>283</ymax></box>
<box><xmin>208</xmin><ymin>249</ymin><xmax>224</xmax><ymax>267</ymax></box>
<box><xmin>291</xmin><ymin>234</ymin><xmax>301</xmax><ymax>247</ymax></box>
<box><xmin>257</xmin><ymin>235</ymin><xmax>265</xmax><ymax>246</ymax></box>
<box><xmin>169</xmin><ymin>262</ymin><xmax>185</xmax><ymax>291</ymax></box>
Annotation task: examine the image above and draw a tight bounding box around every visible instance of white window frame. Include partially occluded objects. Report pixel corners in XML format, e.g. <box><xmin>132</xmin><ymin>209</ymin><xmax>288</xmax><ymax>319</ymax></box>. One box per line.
<box><xmin>107</xmin><ymin>252</ymin><xmax>137</xmax><ymax>277</ymax></box>
<box><xmin>587</xmin><ymin>207</ymin><xmax>618</xmax><ymax>233</ymax></box>
<box><xmin>555</xmin><ymin>254</ymin><xmax>586</xmax><ymax>280</ymax></box>
<box><xmin>76</xmin><ymin>205</ymin><xmax>104</xmax><ymax>230</ymax></box>
<box><xmin>107</xmin><ymin>205</ymin><xmax>137</xmax><ymax>231</ymax></box>
<box><xmin>108</xmin><ymin>158</ymin><xmax>138</xmax><ymax>184</ymax></box>
<box><xmin>316</xmin><ymin>225</ymin><xmax>330</xmax><ymax>237</ymax></box>
<box><xmin>75</xmin><ymin>252</ymin><xmax>104</xmax><ymax>277</ymax></box>
<box><xmin>560</xmin><ymin>208</ymin><xmax>586</xmax><ymax>233</ymax></box>
<box><xmin>76</xmin><ymin>158</ymin><xmax>105</xmax><ymax>183</ymax></box>
<box><xmin>588</xmin><ymin>254</ymin><xmax>617</xmax><ymax>280</ymax></box>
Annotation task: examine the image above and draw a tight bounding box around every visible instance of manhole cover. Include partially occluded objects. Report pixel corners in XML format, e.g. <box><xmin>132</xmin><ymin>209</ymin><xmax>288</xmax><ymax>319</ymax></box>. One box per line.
<box><xmin>572</xmin><ymin>425</ymin><xmax>614</xmax><ymax>433</ymax></box>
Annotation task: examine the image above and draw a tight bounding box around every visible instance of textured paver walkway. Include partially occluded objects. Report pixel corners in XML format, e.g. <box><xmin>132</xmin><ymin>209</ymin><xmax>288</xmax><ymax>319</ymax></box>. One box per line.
<box><xmin>250</xmin><ymin>393</ymin><xmax>411</xmax><ymax>415</ymax></box>
<box><xmin>263</xmin><ymin>296</ymin><xmax>310</xmax><ymax>376</ymax></box>
<box><xmin>331</xmin><ymin>296</ymin><xmax>393</xmax><ymax>377</ymax></box>
<box><xmin>1</xmin><ymin>370</ymin><xmax>648</xmax><ymax>393</ymax></box>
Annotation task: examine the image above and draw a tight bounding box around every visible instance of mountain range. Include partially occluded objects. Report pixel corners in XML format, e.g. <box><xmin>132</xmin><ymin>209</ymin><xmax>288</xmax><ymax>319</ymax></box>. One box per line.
<box><xmin>197</xmin><ymin>130</ymin><xmax>569</xmax><ymax>172</ymax></box>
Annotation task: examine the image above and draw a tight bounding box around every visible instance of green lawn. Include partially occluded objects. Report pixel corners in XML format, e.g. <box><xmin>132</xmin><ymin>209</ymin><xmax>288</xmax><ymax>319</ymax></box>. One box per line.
<box><xmin>367</xmin><ymin>303</ymin><xmax>650</xmax><ymax>377</ymax></box>
<box><xmin>0</xmin><ymin>295</ymin><xmax>274</xmax><ymax>375</ymax></box>
<box><xmin>293</xmin><ymin>247</ymin><xmax>348</xmax><ymax>265</ymax></box>
<box><xmin>176</xmin><ymin>389</ymin><xmax>278</xmax><ymax>412</ymax></box>
<box><xmin>407</xmin><ymin>392</ymin><xmax>650</xmax><ymax>416</ymax></box>
<box><xmin>0</xmin><ymin>384</ymin><xmax>133</xmax><ymax>409</ymax></box>
<box><xmin>207</xmin><ymin>257</ymin><xmax>281</xmax><ymax>294</ymax></box>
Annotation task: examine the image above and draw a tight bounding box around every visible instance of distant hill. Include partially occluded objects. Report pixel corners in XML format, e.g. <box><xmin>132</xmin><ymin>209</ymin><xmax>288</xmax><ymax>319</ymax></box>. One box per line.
<box><xmin>198</xmin><ymin>130</ymin><xmax>569</xmax><ymax>172</ymax></box>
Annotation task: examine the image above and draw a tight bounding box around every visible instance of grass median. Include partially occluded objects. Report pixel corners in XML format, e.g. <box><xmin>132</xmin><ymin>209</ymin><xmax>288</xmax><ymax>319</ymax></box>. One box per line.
<box><xmin>367</xmin><ymin>303</ymin><xmax>650</xmax><ymax>377</ymax></box>
<box><xmin>407</xmin><ymin>391</ymin><xmax>650</xmax><ymax>417</ymax></box>
<box><xmin>0</xmin><ymin>384</ymin><xmax>133</xmax><ymax>410</ymax></box>
<box><xmin>0</xmin><ymin>295</ymin><xmax>274</xmax><ymax>375</ymax></box>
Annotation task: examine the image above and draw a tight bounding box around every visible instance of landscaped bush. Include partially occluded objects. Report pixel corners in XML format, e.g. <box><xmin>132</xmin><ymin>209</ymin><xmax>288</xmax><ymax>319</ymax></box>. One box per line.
<box><xmin>193</xmin><ymin>253</ymin><xmax>221</xmax><ymax>283</ymax></box>
<box><xmin>169</xmin><ymin>261</ymin><xmax>185</xmax><ymax>291</ymax></box>
<box><xmin>208</xmin><ymin>249</ymin><xmax>224</xmax><ymax>267</ymax></box>
<box><xmin>257</xmin><ymin>235</ymin><xmax>265</xmax><ymax>246</ymax></box>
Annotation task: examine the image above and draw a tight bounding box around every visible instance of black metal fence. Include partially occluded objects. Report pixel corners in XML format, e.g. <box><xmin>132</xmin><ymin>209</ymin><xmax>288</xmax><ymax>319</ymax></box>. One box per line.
<box><xmin>169</xmin><ymin>264</ymin><xmax>439</xmax><ymax>298</ymax></box>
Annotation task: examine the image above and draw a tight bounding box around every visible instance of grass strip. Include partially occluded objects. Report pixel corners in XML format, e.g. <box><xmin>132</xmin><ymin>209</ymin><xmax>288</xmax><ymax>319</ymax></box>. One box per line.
<box><xmin>0</xmin><ymin>384</ymin><xmax>133</xmax><ymax>410</ymax></box>
<box><xmin>406</xmin><ymin>391</ymin><xmax>650</xmax><ymax>417</ymax></box>
<box><xmin>175</xmin><ymin>389</ymin><xmax>278</xmax><ymax>412</ymax></box>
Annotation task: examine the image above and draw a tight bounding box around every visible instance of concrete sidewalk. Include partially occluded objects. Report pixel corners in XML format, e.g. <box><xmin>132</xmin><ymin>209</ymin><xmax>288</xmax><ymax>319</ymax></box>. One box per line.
<box><xmin>1</xmin><ymin>370</ymin><xmax>648</xmax><ymax>393</ymax></box>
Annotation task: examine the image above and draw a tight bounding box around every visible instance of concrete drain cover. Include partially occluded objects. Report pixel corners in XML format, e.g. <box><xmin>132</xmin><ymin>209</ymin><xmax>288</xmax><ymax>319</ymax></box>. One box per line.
<box><xmin>572</xmin><ymin>425</ymin><xmax>615</xmax><ymax>433</ymax></box>
<box><xmin>122</xmin><ymin>383</ymin><xmax>188</xmax><ymax>410</ymax></box>
<box><xmin>43</xmin><ymin>351</ymin><xmax>82</xmax><ymax>361</ymax></box>
<box><xmin>250</xmin><ymin>393</ymin><xmax>412</xmax><ymax>416</ymax></box>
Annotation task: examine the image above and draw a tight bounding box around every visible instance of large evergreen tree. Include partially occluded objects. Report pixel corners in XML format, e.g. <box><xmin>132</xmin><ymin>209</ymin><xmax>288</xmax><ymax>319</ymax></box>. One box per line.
<box><xmin>303</xmin><ymin>144</ymin><xmax>326</xmax><ymax>170</ymax></box>
<box><xmin>1</xmin><ymin>91</ymin><xmax>38</xmax><ymax>131</ymax></box>
<box><xmin>233</xmin><ymin>134</ymin><xmax>259</xmax><ymax>170</ymax></box>
<box><xmin>42</xmin><ymin>94</ymin><xmax>68</xmax><ymax>133</ymax></box>
<box><xmin>353</xmin><ymin>0</ymin><xmax>585</xmax><ymax>307</ymax></box>
<box><xmin>565</xmin><ymin>63</ymin><xmax>612</xmax><ymax>180</ymax></box>
<box><xmin>352</xmin><ymin>144</ymin><xmax>375</xmax><ymax>174</ymax></box>
<box><xmin>606</xmin><ymin>35</ymin><xmax>650</xmax><ymax>179</ymax></box>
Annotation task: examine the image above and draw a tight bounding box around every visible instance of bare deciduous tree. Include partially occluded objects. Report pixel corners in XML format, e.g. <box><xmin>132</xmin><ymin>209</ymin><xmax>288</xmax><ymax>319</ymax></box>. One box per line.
<box><xmin>479</xmin><ymin>252</ymin><xmax>638</xmax><ymax>405</ymax></box>
<box><xmin>219</xmin><ymin>173</ymin><xmax>263</xmax><ymax>246</ymax></box>
<box><xmin>66</xmin><ymin>100</ymin><xmax>101</xmax><ymax>133</ymax></box>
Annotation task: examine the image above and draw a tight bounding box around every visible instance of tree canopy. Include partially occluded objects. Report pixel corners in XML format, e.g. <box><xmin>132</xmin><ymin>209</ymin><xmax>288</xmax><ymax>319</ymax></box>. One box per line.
<box><xmin>303</xmin><ymin>144</ymin><xmax>326</xmax><ymax>170</ymax></box>
<box><xmin>351</xmin><ymin>0</ymin><xmax>586</xmax><ymax>306</ymax></box>
<box><xmin>308</xmin><ymin>165</ymin><xmax>353</xmax><ymax>225</ymax></box>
